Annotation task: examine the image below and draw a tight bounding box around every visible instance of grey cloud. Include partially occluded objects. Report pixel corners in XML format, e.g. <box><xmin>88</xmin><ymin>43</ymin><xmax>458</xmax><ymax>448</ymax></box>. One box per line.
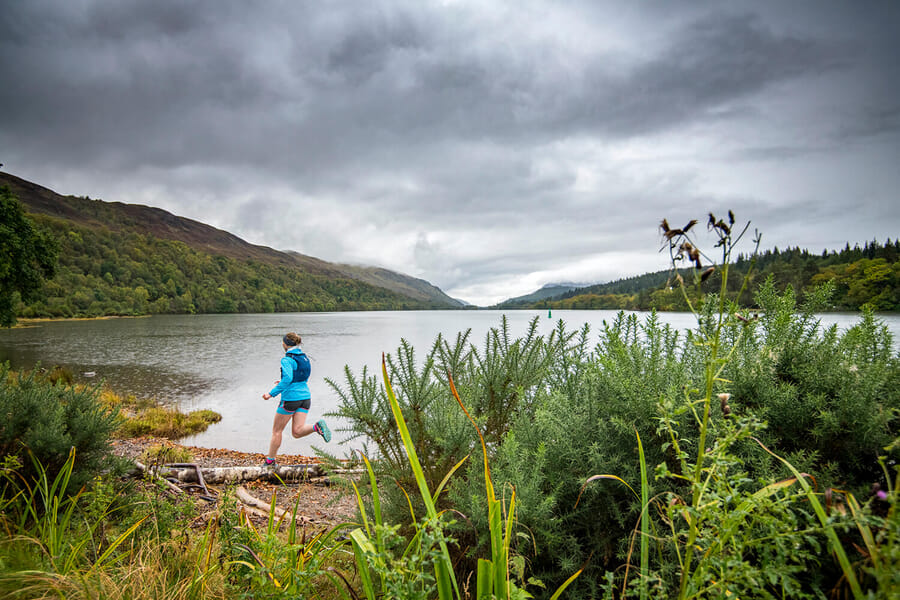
<box><xmin>0</xmin><ymin>4</ymin><xmax>852</xmax><ymax>175</ymax></box>
<box><xmin>570</xmin><ymin>14</ymin><xmax>846</xmax><ymax>138</ymax></box>
<box><xmin>1</xmin><ymin>1</ymin><xmax>898</xmax><ymax>305</ymax></box>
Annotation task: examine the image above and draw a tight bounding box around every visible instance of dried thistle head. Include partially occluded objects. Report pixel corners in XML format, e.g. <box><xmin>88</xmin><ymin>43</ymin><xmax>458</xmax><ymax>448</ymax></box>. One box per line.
<box><xmin>682</xmin><ymin>219</ymin><xmax>698</xmax><ymax>233</ymax></box>
<box><xmin>677</xmin><ymin>242</ymin><xmax>693</xmax><ymax>261</ymax></box>
<box><xmin>718</xmin><ymin>393</ymin><xmax>732</xmax><ymax>418</ymax></box>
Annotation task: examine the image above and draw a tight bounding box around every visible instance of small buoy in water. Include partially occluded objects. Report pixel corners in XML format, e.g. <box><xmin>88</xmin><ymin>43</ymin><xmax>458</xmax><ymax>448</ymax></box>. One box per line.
<box><xmin>83</xmin><ymin>371</ymin><xmax>96</xmax><ymax>377</ymax></box>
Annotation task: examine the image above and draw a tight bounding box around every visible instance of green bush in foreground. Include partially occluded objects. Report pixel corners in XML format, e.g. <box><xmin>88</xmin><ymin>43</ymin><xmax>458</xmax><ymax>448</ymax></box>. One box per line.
<box><xmin>332</xmin><ymin>213</ymin><xmax>900</xmax><ymax>598</ymax></box>
<box><xmin>0</xmin><ymin>363</ymin><xmax>120</xmax><ymax>493</ymax></box>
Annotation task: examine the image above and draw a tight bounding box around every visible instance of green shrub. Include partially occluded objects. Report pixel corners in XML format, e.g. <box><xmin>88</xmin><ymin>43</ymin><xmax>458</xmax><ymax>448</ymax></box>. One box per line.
<box><xmin>331</xmin><ymin>216</ymin><xmax>899</xmax><ymax>598</ymax></box>
<box><xmin>724</xmin><ymin>278</ymin><xmax>900</xmax><ymax>492</ymax></box>
<box><xmin>0</xmin><ymin>363</ymin><xmax>121</xmax><ymax>494</ymax></box>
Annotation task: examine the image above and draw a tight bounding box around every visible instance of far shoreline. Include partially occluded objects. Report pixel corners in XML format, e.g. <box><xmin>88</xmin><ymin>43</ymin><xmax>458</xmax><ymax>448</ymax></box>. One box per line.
<box><xmin>13</xmin><ymin>315</ymin><xmax>150</xmax><ymax>328</ymax></box>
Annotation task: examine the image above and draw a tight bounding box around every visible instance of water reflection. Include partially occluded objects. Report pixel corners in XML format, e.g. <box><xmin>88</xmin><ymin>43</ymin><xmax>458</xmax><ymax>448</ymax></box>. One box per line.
<box><xmin>1</xmin><ymin>310</ymin><xmax>897</xmax><ymax>456</ymax></box>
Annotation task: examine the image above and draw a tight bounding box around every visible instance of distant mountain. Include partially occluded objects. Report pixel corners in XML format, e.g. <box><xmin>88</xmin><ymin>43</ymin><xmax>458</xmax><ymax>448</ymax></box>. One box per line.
<box><xmin>291</xmin><ymin>253</ymin><xmax>464</xmax><ymax>307</ymax></box>
<box><xmin>495</xmin><ymin>283</ymin><xmax>588</xmax><ymax>307</ymax></box>
<box><xmin>1</xmin><ymin>171</ymin><xmax>464</xmax><ymax>315</ymax></box>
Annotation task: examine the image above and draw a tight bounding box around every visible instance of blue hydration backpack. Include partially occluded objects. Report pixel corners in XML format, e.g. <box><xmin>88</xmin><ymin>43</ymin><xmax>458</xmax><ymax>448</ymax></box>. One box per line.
<box><xmin>286</xmin><ymin>352</ymin><xmax>311</xmax><ymax>383</ymax></box>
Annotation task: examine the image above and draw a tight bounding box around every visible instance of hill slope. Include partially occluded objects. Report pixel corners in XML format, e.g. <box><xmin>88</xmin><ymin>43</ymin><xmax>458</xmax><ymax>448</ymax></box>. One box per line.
<box><xmin>496</xmin><ymin>283</ymin><xmax>585</xmax><ymax>307</ymax></box>
<box><xmin>1</xmin><ymin>171</ymin><xmax>463</xmax><ymax>316</ymax></box>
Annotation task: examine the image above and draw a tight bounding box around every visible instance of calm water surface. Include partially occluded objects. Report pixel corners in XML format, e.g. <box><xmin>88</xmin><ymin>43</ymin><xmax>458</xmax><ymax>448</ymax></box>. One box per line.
<box><xmin>1</xmin><ymin>310</ymin><xmax>897</xmax><ymax>456</ymax></box>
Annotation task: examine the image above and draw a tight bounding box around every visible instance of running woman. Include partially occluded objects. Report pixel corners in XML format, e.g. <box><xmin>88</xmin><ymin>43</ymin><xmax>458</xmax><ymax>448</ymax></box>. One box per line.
<box><xmin>261</xmin><ymin>332</ymin><xmax>331</xmax><ymax>465</ymax></box>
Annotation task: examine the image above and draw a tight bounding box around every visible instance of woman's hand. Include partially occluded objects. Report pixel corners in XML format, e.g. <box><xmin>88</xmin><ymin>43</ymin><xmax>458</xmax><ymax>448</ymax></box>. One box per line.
<box><xmin>262</xmin><ymin>393</ymin><xmax>272</xmax><ymax>400</ymax></box>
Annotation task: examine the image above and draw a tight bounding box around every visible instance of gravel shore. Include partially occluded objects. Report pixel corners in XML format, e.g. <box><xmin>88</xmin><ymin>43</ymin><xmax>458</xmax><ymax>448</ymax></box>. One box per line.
<box><xmin>111</xmin><ymin>436</ymin><xmax>358</xmax><ymax>526</ymax></box>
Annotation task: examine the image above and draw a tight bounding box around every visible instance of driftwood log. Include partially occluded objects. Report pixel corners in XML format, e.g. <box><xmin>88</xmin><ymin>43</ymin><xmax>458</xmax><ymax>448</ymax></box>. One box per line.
<box><xmin>130</xmin><ymin>460</ymin><xmax>363</xmax><ymax>486</ymax></box>
<box><xmin>162</xmin><ymin>464</ymin><xmax>324</xmax><ymax>484</ymax></box>
<box><xmin>130</xmin><ymin>462</ymin><xmax>363</xmax><ymax>524</ymax></box>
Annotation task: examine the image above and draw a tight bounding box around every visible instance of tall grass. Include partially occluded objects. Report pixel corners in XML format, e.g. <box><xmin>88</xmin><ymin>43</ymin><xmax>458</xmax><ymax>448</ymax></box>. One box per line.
<box><xmin>0</xmin><ymin>448</ymin><xmax>147</xmax><ymax>598</ymax></box>
<box><xmin>345</xmin><ymin>354</ymin><xmax>581</xmax><ymax>599</ymax></box>
<box><xmin>0</xmin><ymin>447</ymin><xmax>356</xmax><ymax>599</ymax></box>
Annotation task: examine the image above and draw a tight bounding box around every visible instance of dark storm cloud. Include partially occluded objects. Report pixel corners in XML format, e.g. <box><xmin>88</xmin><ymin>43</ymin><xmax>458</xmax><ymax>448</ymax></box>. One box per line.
<box><xmin>1</xmin><ymin>1</ymin><xmax>898</xmax><ymax>305</ymax></box>
<box><xmin>1</xmin><ymin>3</ymin><xmax>845</xmax><ymax>171</ymax></box>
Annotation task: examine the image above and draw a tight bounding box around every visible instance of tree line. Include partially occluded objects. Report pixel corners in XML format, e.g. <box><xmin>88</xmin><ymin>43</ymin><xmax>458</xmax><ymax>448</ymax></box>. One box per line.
<box><xmin>506</xmin><ymin>239</ymin><xmax>900</xmax><ymax>312</ymax></box>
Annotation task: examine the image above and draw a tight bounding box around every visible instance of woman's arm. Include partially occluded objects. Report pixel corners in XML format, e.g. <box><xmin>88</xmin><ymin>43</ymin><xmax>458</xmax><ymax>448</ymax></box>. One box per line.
<box><xmin>267</xmin><ymin>356</ymin><xmax>294</xmax><ymax>398</ymax></box>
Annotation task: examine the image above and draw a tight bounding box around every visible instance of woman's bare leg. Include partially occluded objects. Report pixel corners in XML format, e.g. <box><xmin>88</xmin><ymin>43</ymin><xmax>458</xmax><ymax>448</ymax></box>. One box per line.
<box><xmin>268</xmin><ymin>412</ymin><xmax>293</xmax><ymax>458</ymax></box>
<box><xmin>291</xmin><ymin>411</ymin><xmax>316</xmax><ymax>438</ymax></box>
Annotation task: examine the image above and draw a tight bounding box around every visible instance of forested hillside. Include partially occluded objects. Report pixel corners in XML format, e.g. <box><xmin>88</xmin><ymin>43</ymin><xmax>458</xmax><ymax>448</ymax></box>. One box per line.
<box><xmin>1</xmin><ymin>173</ymin><xmax>461</xmax><ymax>318</ymax></box>
<box><xmin>499</xmin><ymin>240</ymin><xmax>900</xmax><ymax>311</ymax></box>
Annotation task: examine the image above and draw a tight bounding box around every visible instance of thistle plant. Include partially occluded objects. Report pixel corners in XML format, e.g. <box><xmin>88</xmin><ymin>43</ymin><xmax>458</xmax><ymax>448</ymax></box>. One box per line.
<box><xmin>650</xmin><ymin>212</ymin><xmax>889</xmax><ymax>599</ymax></box>
<box><xmin>656</xmin><ymin>213</ymin><xmax>761</xmax><ymax>596</ymax></box>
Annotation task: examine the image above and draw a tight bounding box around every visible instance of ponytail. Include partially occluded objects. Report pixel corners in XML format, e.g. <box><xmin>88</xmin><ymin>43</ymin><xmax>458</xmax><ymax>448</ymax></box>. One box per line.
<box><xmin>283</xmin><ymin>332</ymin><xmax>302</xmax><ymax>347</ymax></box>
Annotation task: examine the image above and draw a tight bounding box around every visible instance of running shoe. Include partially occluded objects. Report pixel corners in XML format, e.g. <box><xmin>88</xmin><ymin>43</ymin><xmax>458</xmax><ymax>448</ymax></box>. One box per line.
<box><xmin>314</xmin><ymin>420</ymin><xmax>332</xmax><ymax>443</ymax></box>
<box><xmin>264</xmin><ymin>457</ymin><xmax>276</xmax><ymax>467</ymax></box>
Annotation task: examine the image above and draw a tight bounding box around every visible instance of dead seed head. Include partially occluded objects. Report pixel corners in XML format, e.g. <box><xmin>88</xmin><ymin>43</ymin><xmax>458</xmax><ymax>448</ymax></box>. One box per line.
<box><xmin>719</xmin><ymin>394</ymin><xmax>731</xmax><ymax>419</ymax></box>
<box><xmin>701</xmin><ymin>266</ymin><xmax>715</xmax><ymax>281</ymax></box>
<box><xmin>719</xmin><ymin>393</ymin><xmax>732</xmax><ymax>418</ymax></box>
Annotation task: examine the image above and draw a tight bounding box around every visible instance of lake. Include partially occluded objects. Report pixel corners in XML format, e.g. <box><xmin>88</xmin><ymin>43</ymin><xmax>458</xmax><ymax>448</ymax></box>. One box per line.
<box><xmin>1</xmin><ymin>310</ymin><xmax>897</xmax><ymax>456</ymax></box>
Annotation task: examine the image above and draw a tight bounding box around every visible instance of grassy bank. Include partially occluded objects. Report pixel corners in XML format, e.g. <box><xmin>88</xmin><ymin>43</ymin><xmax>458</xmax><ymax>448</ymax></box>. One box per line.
<box><xmin>3</xmin><ymin>364</ymin><xmax>222</xmax><ymax>440</ymax></box>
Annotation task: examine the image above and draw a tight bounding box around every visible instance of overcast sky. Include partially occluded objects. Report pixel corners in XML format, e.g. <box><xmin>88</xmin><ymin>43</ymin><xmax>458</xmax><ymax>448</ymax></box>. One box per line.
<box><xmin>2</xmin><ymin>1</ymin><xmax>898</xmax><ymax>306</ymax></box>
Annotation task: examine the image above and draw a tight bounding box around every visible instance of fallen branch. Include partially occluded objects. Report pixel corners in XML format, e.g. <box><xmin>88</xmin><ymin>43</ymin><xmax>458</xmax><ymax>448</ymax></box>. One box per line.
<box><xmin>133</xmin><ymin>460</ymin><xmax>185</xmax><ymax>495</ymax></box>
<box><xmin>235</xmin><ymin>485</ymin><xmax>312</xmax><ymax>524</ymax></box>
